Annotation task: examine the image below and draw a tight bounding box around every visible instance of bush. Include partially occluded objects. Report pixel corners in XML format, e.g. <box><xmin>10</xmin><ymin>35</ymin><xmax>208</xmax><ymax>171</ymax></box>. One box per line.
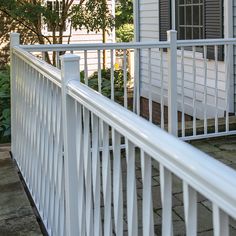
<box><xmin>116</xmin><ymin>23</ymin><xmax>134</xmax><ymax>43</ymax></box>
<box><xmin>0</xmin><ymin>67</ymin><xmax>11</xmax><ymax>143</ymax></box>
<box><xmin>81</xmin><ymin>68</ymin><xmax>130</xmax><ymax>102</ymax></box>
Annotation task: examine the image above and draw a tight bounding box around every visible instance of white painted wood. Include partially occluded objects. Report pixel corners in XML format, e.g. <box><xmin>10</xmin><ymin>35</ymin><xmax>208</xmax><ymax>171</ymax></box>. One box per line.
<box><xmin>83</xmin><ymin>107</ymin><xmax>94</xmax><ymax>236</ymax></box>
<box><xmin>213</xmin><ymin>205</ymin><xmax>229</xmax><ymax>236</ymax></box>
<box><xmin>167</xmin><ymin>30</ymin><xmax>178</xmax><ymax>136</ymax></box>
<box><xmin>160</xmin><ymin>48</ymin><xmax>164</xmax><ymax>129</ymax></box>
<box><xmin>10</xmin><ymin>33</ymin><xmax>20</xmax><ymax>158</ymax></box>
<box><xmin>110</xmin><ymin>49</ymin><xmax>115</xmax><ymax>100</ymax></box>
<box><xmin>123</xmin><ymin>49</ymin><xmax>128</xmax><ymax>108</ymax></box>
<box><xmin>75</xmin><ymin>102</ymin><xmax>86</xmax><ymax>236</ymax></box>
<box><xmin>214</xmin><ymin>46</ymin><xmax>219</xmax><ymax>133</ymax></box>
<box><xmin>61</xmin><ymin>54</ymin><xmax>81</xmax><ymax>236</ymax></box>
<box><xmin>141</xmin><ymin>150</ymin><xmax>154</xmax><ymax>236</ymax></box>
<box><xmin>113</xmin><ymin>130</ymin><xmax>123</xmax><ymax>236</ymax></box>
<box><xmin>181</xmin><ymin>47</ymin><xmax>185</xmax><ymax>137</ymax></box>
<box><xmin>148</xmin><ymin>48</ymin><xmax>152</xmax><ymax>122</ymax></box>
<box><xmin>92</xmin><ymin>114</ymin><xmax>102</xmax><ymax>236</ymax></box>
<box><xmin>192</xmin><ymin>46</ymin><xmax>197</xmax><ymax>136</ymax></box>
<box><xmin>126</xmin><ymin>141</ymin><xmax>138</xmax><ymax>236</ymax></box>
<box><xmin>183</xmin><ymin>182</ymin><xmax>197</xmax><ymax>236</ymax></box>
<box><xmin>102</xmin><ymin>122</ymin><xmax>112</xmax><ymax>236</ymax></box>
<box><xmin>98</xmin><ymin>50</ymin><xmax>102</xmax><ymax>94</ymax></box>
<box><xmin>160</xmin><ymin>165</ymin><xmax>173</xmax><ymax>236</ymax></box>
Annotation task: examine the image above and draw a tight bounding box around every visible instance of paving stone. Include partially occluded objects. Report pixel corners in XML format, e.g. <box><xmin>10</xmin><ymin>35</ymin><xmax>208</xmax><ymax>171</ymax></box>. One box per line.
<box><xmin>174</xmin><ymin>192</ymin><xmax>207</xmax><ymax>204</ymax></box>
<box><xmin>0</xmin><ymin>150</ymin><xmax>42</xmax><ymax>235</ymax></box>
<box><xmin>218</xmin><ymin>144</ymin><xmax>236</xmax><ymax>151</ymax></box>
<box><xmin>190</xmin><ymin>142</ymin><xmax>221</xmax><ymax>153</ymax></box>
<box><xmin>174</xmin><ymin>203</ymin><xmax>213</xmax><ymax>233</ymax></box>
<box><xmin>209</xmin><ymin>151</ymin><xmax>236</xmax><ymax>163</ymax></box>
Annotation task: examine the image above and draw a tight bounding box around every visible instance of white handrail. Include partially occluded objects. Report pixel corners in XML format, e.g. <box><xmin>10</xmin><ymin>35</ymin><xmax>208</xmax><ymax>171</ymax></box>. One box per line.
<box><xmin>13</xmin><ymin>46</ymin><xmax>61</xmax><ymax>87</ymax></box>
<box><xmin>19</xmin><ymin>41</ymin><xmax>171</xmax><ymax>52</ymax></box>
<box><xmin>18</xmin><ymin>38</ymin><xmax>236</xmax><ymax>53</ymax></box>
<box><xmin>67</xmin><ymin>79</ymin><xmax>236</xmax><ymax>218</ymax></box>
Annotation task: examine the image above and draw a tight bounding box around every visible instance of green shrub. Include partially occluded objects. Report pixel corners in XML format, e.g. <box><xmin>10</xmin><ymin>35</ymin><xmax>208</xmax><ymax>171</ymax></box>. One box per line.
<box><xmin>81</xmin><ymin>68</ymin><xmax>130</xmax><ymax>102</ymax></box>
<box><xmin>116</xmin><ymin>23</ymin><xmax>134</xmax><ymax>43</ymax></box>
<box><xmin>0</xmin><ymin>67</ymin><xmax>11</xmax><ymax>142</ymax></box>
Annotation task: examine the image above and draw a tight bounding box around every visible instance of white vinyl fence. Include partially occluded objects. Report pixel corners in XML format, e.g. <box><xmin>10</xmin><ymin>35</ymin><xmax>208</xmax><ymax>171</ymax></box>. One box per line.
<box><xmin>19</xmin><ymin>32</ymin><xmax>236</xmax><ymax>140</ymax></box>
<box><xmin>10</xmin><ymin>33</ymin><xmax>236</xmax><ymax>236</ymax></box>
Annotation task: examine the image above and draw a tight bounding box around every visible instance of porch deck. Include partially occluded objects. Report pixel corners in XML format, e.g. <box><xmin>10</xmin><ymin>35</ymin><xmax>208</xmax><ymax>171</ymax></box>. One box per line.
<box><xmin>2</xmin><ymin>135</ymin><xmax>236</xmax><ymax>236</ymax></box>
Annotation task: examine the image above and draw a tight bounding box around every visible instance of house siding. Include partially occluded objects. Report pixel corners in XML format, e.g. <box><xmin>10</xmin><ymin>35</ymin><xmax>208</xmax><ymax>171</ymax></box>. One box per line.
<box><xmin>42</xmin><ymin>0</ymin><xmax>115</xmax><ymax>75</ymax></box>
<box><xmin>233</xmin><ymin>0</ymin><xmax>236</xmax><ymax>111</ymax></box>
<box><xmin>139</xmin><ymin>0</ymin><xmax>232</xmax><ymax>119</ymax></box>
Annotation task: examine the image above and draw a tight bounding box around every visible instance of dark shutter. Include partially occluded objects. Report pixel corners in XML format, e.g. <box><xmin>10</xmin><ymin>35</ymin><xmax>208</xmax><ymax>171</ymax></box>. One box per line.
<box><xmin>159</xmin><ymin>0</ymin><xmax>171</xmax><ymax>41</ymax></box>
<box><xmin>204</xmin><ymin>0</ymin><xmax>224</xmax><ymax>60</ymax></box>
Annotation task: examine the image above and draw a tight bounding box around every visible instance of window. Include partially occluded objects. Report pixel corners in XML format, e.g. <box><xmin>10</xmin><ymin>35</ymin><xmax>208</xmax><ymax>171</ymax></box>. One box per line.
<box><xmin>177</xmin><ymin>0</ymin><xmax>203</xmax><ymax>40</ymax></box>
<box><xmin>159</xmin><ymin>0</ymin><xmax>224</xmax><ymax>60</ymax></box>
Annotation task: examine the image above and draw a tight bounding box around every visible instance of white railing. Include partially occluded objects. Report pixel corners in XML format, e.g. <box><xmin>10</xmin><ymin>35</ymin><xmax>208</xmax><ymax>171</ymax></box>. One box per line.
<box><xmin>19</xmin><ymin>31</ymin><xmax>236</xmax><ymax>140</ymax></box>
<box><xmin>11</xmin><ymin>33</ymin><xmax>236</xmax><ymax>236</ymax></box>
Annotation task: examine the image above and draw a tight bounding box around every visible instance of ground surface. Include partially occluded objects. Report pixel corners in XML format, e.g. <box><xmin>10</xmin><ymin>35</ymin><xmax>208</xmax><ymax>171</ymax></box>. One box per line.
<box><xmin>0</xmin><ymin>143</ymin><xmax>42</xmax><ymax>236</ymax></box>
<box><xmin>0</xmin><ymin>135</ymin><xmax>235</xmax><ymax>236</ymax></box>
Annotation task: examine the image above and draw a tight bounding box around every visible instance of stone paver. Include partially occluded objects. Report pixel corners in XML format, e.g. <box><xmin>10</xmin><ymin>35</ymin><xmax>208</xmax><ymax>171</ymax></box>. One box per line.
<box><xmin>1</xmin><ymin>135</ymin><xmax>236</xmax><ymax>235</ymax></box>
<box><xmin>0</xmin><ymin>144</ymin><xmax>42</xmax><ymax>236</ymax></box>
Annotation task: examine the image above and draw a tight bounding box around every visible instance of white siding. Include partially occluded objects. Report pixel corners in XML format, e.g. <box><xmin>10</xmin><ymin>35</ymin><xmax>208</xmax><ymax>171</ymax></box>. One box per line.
<box><xmin>42</xmin><ymin>0</ymin><xmax>115</xmax><ymax>75</ymax></box>
<box><xmin>139</xmin><ymin>0</ymin><xmax>229</xmax><ymax>118</ymax></box>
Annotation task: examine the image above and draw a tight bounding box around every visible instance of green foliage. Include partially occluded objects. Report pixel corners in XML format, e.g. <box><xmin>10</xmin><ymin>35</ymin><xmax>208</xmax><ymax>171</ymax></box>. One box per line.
<box><xmin>72</xmin><ymin>0</ymin><xmax>114</xmax><ymax>34</ymax></box>
<box><xmin>115</xmin><ymin>0</ymin><xmax>133</xmax><ymax>28</ymax></box>
<box><xmin>115</xmin><ymin>0</ymin><xmax>134</xmax><ymax>42</ymax></box>
<box><xmin>116</xmin><ymin>23</ymin><xmax>134</xmax><ymax>42</ymax></box>
<box><xmin>81</xmin><ymin>68</ymin><xmax>130</xmax><ymax>102</ymax></box>
<box><xmin>0</xmin><ymin>67</ymin><xmax>11</xmax><ymax>142</ymax></box>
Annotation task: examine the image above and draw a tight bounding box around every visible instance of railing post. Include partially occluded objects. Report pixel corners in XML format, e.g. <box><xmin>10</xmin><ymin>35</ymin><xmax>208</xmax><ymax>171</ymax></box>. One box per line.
<box><xmin>167</xmin><ymin>30</ymin><xmax>178</xmax><ymax>136</ymax></box>
<box><xmin>61</xmin><ymin>54</ymin><xmax>81</xmax><ymax>236</ymax></box>
<box><xmin>10</xmin><ymin>33</ymin><xmax>20</xmax><ymax>158</ymax></box>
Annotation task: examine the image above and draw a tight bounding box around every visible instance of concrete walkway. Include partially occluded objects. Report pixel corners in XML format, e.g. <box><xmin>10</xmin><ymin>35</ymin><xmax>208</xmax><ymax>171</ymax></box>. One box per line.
<box><xmin>0</xmin><ymin>144</ymin><xmax>42</xmax><ymax>236</ymax></box>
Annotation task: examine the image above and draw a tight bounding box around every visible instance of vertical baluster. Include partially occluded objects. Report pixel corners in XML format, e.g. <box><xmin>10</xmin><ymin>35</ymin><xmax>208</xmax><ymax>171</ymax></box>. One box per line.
<box><xmin>181</xmin><ymin>47</ymin><xmax>185</xmax><ymax>137</ymax></box>
<box><xmin>92</xmin><ymin>113</ymin><xmax>102</xmax><ymax>236</ymax></box>
<box><xmin>192</xmin><ymin>46</ymin><xmax>197</xmax><ymax>136</ymax></box>
<box><xmin>42</xmin><ymin>52</ymin><xmax>46</xmax><ymax>61</ymax></box>
<box><xmin>183</xmin><ymin>182</ymin><xmax>197</xmax><ymax>236</ymax></box>
<box><xmin>225</xmin><ymin>44</ymin><xmax>230</xmax><ymax>132</ymax></box>
<box><xmin>30</xmin><ymin>69</ymin><xmax>37</xmax><ymax>197</ymax></box>
<box><xmin>76</xmin><ymin>103</ymin><xmax>86</xmax><ymax>235</ymax></box>
<box><xmin>134</xmin><ymin>48</ymin><xmax>140</xmax><ymax>115</ymax></box>
<box><xmin>160</xmin><ymin>164</ymin><xmax>173</xmax><ymax>236</ymax></box>
<box><xmin>113</xmin><ymin>130</ymin><xmax>123</xmax><ymax>236</ymax></box>
<box><xmin>84</xmin><ymin>50</ymin><xmax>88</xmax><ymax>85</ymax></box>
<box><xmin>33</xmin><ymin>71</ymin><xmax>40</xmax><ymax>204</ymax></box>
<box><xmin>48</xmin><ymin>81</ymin><xmax>55</xmax><ymax>233</ymax></box>
<box><xmin>124</xmin><ymin>49</ymin><xmax>128</xmax><ymax>108</ymax></box>
<box><xmin>83</xmin><ymin>107</ymin><xmax>94</xmax><ymax>235</ymax></box>
<box><xmin>214</xmin><ymin>45</ymin><xmax>219</xmax><ymax>133</ymax></box>
<box><xmin>203</xmin><ymin>46</ymin><xmax>208</xmax><ymax>135</ymax></box>
<box><xmin>141</xmin><ymin>150</ymin><xmax>154</xmax><ymax>236</ymax></box>
<box><xmin>148</xmin><ymin>48</ymin><xmax>152</xmax><ymax>122</ymax></box>
<box><xmin>98</xmin><ymin>50</ymin><xmax>102</xmax><ymax>93</ymax></box>
<box><xmin>126</xmin><ymin>140</ymin><xmax>138</xmax><ymax>236</ymax></box>
<box><xmin>56</xmin><ymin>51</ymin><xmax>60</xmax><ymax>68</ymax></box>
<box><xmin>213</xmin><ymin>205</ymin><xmax>229</xmax><ymax>236</ymax></box>
<box><xmin>110</xmin><ymin>49</ymin><xmax>115</xmax><ymax>101</ymax></box>
<box><xmin>43</xmin><ymin>79</ymin><xmax>50</xmax><ymax>226</ymax></box>
<box><xmin>102</xmin><ymin>122</ymin><xmax>112</xmax><ymax>236</ymax></box>
<box><xmin>160</xmin><ymin>48</ymin><xmax>164</xmax><ymax>129</ymax></box>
